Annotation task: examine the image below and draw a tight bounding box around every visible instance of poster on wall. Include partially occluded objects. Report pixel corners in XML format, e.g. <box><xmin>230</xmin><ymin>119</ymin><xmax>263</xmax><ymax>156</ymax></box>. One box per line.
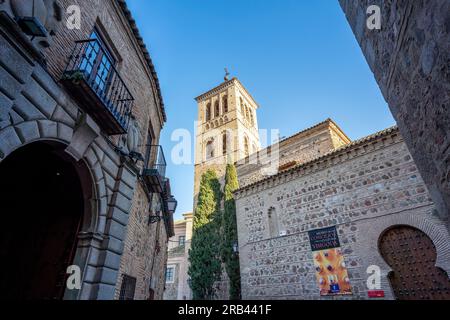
<box><xmin>308</xmin><ymin>226</ymin><xmax>352</xmax><ymax>296</ymax></box>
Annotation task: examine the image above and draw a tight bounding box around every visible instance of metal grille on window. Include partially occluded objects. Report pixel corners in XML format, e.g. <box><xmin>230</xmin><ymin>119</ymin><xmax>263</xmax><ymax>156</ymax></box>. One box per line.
<box><xmin>119</xmin><ymin>275</ymin><xmax>137</xmax><ymax>300</ymax></box>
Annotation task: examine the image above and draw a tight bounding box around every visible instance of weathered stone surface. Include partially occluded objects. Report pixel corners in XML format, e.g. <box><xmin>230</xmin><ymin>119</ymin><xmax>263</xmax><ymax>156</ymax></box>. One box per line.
<box><xmin>0</xmin><ymin>0</ymin><xmax>170</xmax><ymax>301</ymax></box>
<box><xmin>339</xmin><ymin>0</ymin><xmax>450</xmax><ymax>222</ymax></box>
<box><xmin>235</xmin><ymin>128</ymin><xmax>450</xmax><ymax>300</ymax></box>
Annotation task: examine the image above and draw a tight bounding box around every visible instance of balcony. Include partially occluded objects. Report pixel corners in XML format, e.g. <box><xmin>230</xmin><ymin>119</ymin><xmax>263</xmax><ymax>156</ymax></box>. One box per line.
<box><xmin>142</xmin><ymin>145</ymin><xmax>167</xmax><ymax>193</ymax></box>
<box><xmin>61</xmin><ymin>39</ymin><xmax>134</xmax><ymax>135</ymax></box>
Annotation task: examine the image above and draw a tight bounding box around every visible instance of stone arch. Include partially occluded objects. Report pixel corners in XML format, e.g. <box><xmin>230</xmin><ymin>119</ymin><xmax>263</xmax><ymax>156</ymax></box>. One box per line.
<box><xmin>0</xmin><ymin>120</ymin><xmax>103</xmax><ymax>233</ymax></box>
<box><xmin>353</xmin><ymin>210</ymin><xmax>450</xmax><ymax>299</ymax></box>
<box><xmin>378</xmin><ymin>225</ymin><xmax>450</xmax><ymax>299</ymax></box>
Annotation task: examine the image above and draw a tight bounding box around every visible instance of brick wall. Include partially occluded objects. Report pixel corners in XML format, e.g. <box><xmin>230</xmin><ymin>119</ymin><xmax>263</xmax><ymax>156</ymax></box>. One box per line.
<box><xmin>0</xmin><ymin>0</ymin><xmax>170</xmax><ymax>300</ymax></box>
<box><xmin>235</xmin><ymin>128</ymin><xmax>450</xmax><ymax>299</ymax></box>
<box><xmin>44</xmin><ymin>0</ymin><xmax>164</xmax><ymax>146</ymax></box>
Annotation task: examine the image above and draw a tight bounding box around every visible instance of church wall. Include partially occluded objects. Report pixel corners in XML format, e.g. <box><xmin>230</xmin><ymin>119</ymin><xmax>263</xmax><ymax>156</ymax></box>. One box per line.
<box><xmin>236</xmin><ymin>120</ymin><xmax>348</xmax><ymax>189</ymax></box>
<box><xmin>235</xmin><ymin>128</ymin><xmax>450</xmax><ymax>299</ymax></box>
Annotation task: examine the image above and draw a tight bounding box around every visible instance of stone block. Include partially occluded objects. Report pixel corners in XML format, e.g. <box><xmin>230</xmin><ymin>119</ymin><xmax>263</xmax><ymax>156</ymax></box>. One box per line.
<box><xmin>107</xmin><ymin>219</ymin><xmax>126</xmax><ymax>241</ymax></box>
<box><xmin>65</xmin><ymin>114</ymin><xmax>100</xmax><ymax>162</ymax></box>
<box><xmin>98</xmin><ymin>267</ymin><xmax>119</xmax><ymax>286</ymax></box>
<box><xmin>114</xmin><ymin>192</ymin><xmax>132</xmax><ymax>213</ymax></box>
<box><xmin>0</xmin><ymin>126</ymin><xmax>22</xmax><ymax>159</ymax></box>
<box><xmin>0</xmin><ymin>91</ymin><xmax>13</xmax><ymax>126</ymax></box>
<box><xmin>52</xmin><ymin>105</ymin><xmax>75</xmax><ymax>127</ymax></box>
<box><xmin>31</xmin><ymin>66</ymin><xmax>69</xmax><ymax>107</ymax></box>
<box><xmin>95</xmin><ymin>283</ymin><xmax>116</xmax><ymax>300</ymax></box>
<box><xmin>22</xmin><ymin>77</ymin><xmax>57</xmax><ymax>118</ymax></box>
<box><xmin>0</xmin><ymin>35</ymin><xmax>33</xmax><ymax>84</ymax></box>
<box><xmin>0</xmin><ymin>65</ymin><xmax>22</xmax><ymax>99</ymax></box>
<box><xmin>37</xmin><ymin>119</ymin><xmax>58</xmax><ymax>140</ymax></box>
<box><xmin>12</xmin><ymin>95</ymin><xmax>46</xmax><ymax>122</ymax></box>
<box><xmin>15</xmin><ymin>120</ymin><xmax>39</xmax><ymax>143</ymax></box>
<box><xmin>102</xmin><ymin>250</ymin><xmax>122</xmax><ymax>271</ymax></box>
<box><xmin>110</xmin><ymin>207</ymin><xmax>130</xmax><ymax>227</ymax></box>
<box><xmin>57</xmin><ymin>122</ymin><xmax>73</xmax><ymax>143</ymax></box>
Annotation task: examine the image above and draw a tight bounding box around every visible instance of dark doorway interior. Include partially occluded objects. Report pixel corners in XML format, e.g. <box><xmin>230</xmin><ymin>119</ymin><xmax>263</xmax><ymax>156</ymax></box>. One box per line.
<box><xmin>0</xmin><ymin>142</ymin><xmax>84</xmax><ymax>300</ymax></box>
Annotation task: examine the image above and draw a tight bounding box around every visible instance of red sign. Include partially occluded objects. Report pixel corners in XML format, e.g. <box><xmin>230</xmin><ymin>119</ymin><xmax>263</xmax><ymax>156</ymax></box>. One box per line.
<box><xmin>368</xmin><ymin>290</ymin><xmax>385</xmax><ymax>298</ymax></box>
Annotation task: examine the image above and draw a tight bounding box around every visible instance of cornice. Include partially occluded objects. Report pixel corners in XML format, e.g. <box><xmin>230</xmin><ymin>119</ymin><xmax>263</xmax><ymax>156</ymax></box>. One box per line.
<box><xmin>195</xmin><ymin>78</ymin><xmax>259</xmax><ymax>108</ymax></box>
<box><xmin>115</xmin><ymin>0</ymin><xmax>166</xmax><ymax>123</ymax></box>
<box><xmin>234</xmin><ymin>126</ymin><xmax>401</xmax><ymax>199</ymax></box>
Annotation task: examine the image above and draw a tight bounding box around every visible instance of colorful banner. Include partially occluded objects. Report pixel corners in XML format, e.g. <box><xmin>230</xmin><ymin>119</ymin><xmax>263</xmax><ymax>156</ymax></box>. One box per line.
<box><xmin>308</xmin><ymin>227</ymin><xmax>352</xmax><ymax>296</ymax></box>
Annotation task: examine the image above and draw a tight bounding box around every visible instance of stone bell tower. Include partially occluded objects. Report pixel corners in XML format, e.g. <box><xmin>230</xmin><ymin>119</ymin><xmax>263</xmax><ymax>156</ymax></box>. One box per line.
<box><xmin>193</xmin><ymin>76</ymin><xmax>261</xmax><ymax>203</ymax></box>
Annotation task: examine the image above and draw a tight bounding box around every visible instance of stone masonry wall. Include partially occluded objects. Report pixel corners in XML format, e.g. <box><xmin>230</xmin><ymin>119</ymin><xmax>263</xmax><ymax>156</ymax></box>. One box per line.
<box><xmin>0</xmin><ymin>0</ymin><xmax>169</xmax><ymax>300</ymax></box>
<box><xmin>235</xmin><ymin>128</ymin><xmax>450</xmax><ymax>299</ymax></box>
<box><xmin>236</xmin><ymin>120</ymin><xmax>350</xmax><ymax>188</ymax></box>
<box><xmin>339</xmin><ymin>0</ymin><xmax>450</xmax><ymax>223</ymax></box>
<box><xmin>114</xmin><ymin>186</ymin><xmax>169</xmax><ymax>300</ymax></box>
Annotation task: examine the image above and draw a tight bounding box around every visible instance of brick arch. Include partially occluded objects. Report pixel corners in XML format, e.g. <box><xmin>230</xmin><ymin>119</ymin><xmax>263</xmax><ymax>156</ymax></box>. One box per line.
<box><xmin>351</xmin><ymin>210</ymin><xmax>450</xmax><ymax>300</ymax></box>
<box><xmin>0</xmin><ymin>120</ymin><xmax>107</xmax><ymax>235</ymax></box>
<box><xmin>360</xmin><ymin>211</ymin><xmax>450</xmax><ymax>276</ymax></box>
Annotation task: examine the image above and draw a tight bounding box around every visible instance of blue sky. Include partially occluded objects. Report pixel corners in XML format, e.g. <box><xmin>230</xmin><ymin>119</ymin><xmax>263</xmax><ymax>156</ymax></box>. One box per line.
<box><xmin>127</xmin><ymin>0</ymin><xmax>395</xmax><ymax>220</ymax></box>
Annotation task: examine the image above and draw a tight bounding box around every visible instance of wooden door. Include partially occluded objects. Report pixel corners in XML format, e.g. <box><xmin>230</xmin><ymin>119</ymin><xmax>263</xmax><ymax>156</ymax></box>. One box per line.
<box><xmin>379</xmin><ymin>226</ymin><xmax>450</xmax><ymax>300</ymax></box>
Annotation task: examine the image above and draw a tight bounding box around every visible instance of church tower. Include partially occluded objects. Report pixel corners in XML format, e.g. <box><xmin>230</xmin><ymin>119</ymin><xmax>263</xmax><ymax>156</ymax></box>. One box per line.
<box><xmin>193</xmin><ymin>77</ymin><xmax>261</xmax><ymax>203</ymax></box>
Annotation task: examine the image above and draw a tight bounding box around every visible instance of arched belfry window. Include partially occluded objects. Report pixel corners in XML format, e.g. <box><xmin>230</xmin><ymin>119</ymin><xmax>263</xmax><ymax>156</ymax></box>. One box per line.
<box><xmin>214</xmin><ymin>100</ymin><xmax>220</xmax><ymax>118</ymax></box>
<box><xmin>206</xmin><ymin>139</ymin><xmax>215</xmax><ymax>160</ymax></box>
<box><xmin>268</xmin><ymin>207</ymin><xmax>279</xmax><ymax>238</ymax></box>
<box><xmin>245</xmin><ymin>106</ymin><xmax>250</xmax><ymax>121</ymax></box>
<box><xmin>206</xmin><ymin>103</ymin><xmax>211</xmax><ymax>122</ymax></box>
<box><xmin>244</xmin><ymin>136</ymin><xmax>249</xmax><ymax>157</ymax></box>
<box><xmin>222</xmin><ymin>96</ymin><xmax>228</xmax><ymax>114</ymax></box>
<box><xmin>222</xmin><ymin>132</ymin><xmax>228</xmax><ymax>156</ymax></box>
<box><xmin>250</xmin><ymin>110</ymin><xmax>255</xmax><ymax>126</ymax></box>
<box><xmin>240</xmin><ymin>98</ymin><xmax>245</xmax><ymax>117</ymax></box>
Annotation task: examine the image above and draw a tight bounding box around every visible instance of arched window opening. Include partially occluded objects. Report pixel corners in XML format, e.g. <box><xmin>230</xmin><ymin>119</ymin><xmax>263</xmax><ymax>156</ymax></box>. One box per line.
<box><xmin>268</xmin><ymin>207</ymin><xmax>279</xmax><ymax>238</ymax></box>
<box><xmin>206</xmin><ymin>140</ymin><xmax>215</xmax><ymax>160</ymax></box>
<box><xmin>206</xmin><ymin>103</ymin><xmax>211</xmax><ymax>122</ymax></box>
<box><xmin>240</xmin><ymin>98</ymin><xmax>245</xmax><ymax>117</ymax></box>
<box><xmin>250</xmin><ymin>111</ymin><xmax>255</xmax><ymax>126</ymax></box>
<box><xmin>222</xmin><ymin>133</ymin><xmax>228</xmax><ymax>155</ymax></box>
<box><xmin>214</xmin><ymin>100</ymin><xmax>220</xmax><ymax>118</ymax></box>
<box><xmin>245</xmin><ymin>105</ymin><xmax>250</xmax><ymax>121</ymax></box>
<box><xmin>244</xmin><ymin>136</ymin><xmax>249</xmax><ymax>157</ymax></box>
<box><xmin>222</xmin><ymin>96</ymin><xmax>228</xmax><ymax>114</ymax></box>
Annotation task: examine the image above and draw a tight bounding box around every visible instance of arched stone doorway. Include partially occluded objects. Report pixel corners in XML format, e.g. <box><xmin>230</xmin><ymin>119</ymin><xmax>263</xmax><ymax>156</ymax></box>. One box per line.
<box><xmin>379</xmin><ymin>225</ymin><xmax>450</xmax><ymax>300</ymax></box>
<box><xmin>0</xmin><ymin>141</ymin><xmax>92</xmax><ymax>300</ymax></box>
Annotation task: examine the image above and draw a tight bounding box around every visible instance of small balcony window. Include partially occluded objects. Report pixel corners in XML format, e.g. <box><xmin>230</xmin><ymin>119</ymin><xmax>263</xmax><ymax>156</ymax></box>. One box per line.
<box><xmin>142</xmin><ymin>145</ymin><xmax>167</xmax><ymax>193</ymax></box>
<box><xmin>62</xmin><ymin>32</ymin><xmax>134</xmax><ymax>135</ymax></box>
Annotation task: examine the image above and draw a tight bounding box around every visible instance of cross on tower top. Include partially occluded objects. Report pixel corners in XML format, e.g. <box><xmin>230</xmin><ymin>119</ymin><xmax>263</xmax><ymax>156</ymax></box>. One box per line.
<box><xmin>224</xmin><ymin>68</ymin><xmax>230</xmax><ymax>81</ymax></box>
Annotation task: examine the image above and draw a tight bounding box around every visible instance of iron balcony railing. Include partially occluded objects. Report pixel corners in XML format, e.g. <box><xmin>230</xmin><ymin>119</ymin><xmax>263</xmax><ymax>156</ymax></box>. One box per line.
<box><xmin>142</xmin><ymin>145</ymin><xmax>167</xmax><ymax>193</ymax></box>
<box><xmin>62</xmin><ymin>39</ymin><xmax>134</xmax><ymax>135</ymax></box>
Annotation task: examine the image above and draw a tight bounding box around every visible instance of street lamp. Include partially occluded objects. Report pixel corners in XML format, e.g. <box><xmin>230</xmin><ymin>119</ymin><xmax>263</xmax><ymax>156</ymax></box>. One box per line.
<box><xmin>167</xmin><ymin>195</ymin><xmax>178</xmax><ymax>214</ymax></box>
<box><xmin>148</xmin><ymin>195</ymin><xmax>177</xmax><ymax>224</ymax></box>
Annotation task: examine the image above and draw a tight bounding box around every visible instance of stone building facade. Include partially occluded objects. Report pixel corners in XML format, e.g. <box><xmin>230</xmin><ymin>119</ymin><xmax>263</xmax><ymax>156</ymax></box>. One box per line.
<box><xmin>194</xmin><ymin>77</ymin><xmax>261</xmax><ymax>202</ymax></box>
<box><xmin>164</xmin><ymin>213</ymin><xmax>193</xmax><ymax>300</ymax></box>
<box><xmin>237</xmin><ymin>119</ymin><xmax>351</xmax><ymax>188</ymax></box>
<box><xmin>0</xmin><ymin>0</ymin><xmax>174</xmax><ymax>300</ymax></box>
<box><xmin>339</xmin><ymin>0</ymin><xmax>450</xmax><ymax>225</ymax></box>
<box><xmin>192</xmin><ymin>77</ymin><xmax>262</xmax><ymax>299</ymax></box>
<box><xmin>234</xmin><ymin>124</ymin><xmax>450</xmax><ymax>300</ymax></box>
